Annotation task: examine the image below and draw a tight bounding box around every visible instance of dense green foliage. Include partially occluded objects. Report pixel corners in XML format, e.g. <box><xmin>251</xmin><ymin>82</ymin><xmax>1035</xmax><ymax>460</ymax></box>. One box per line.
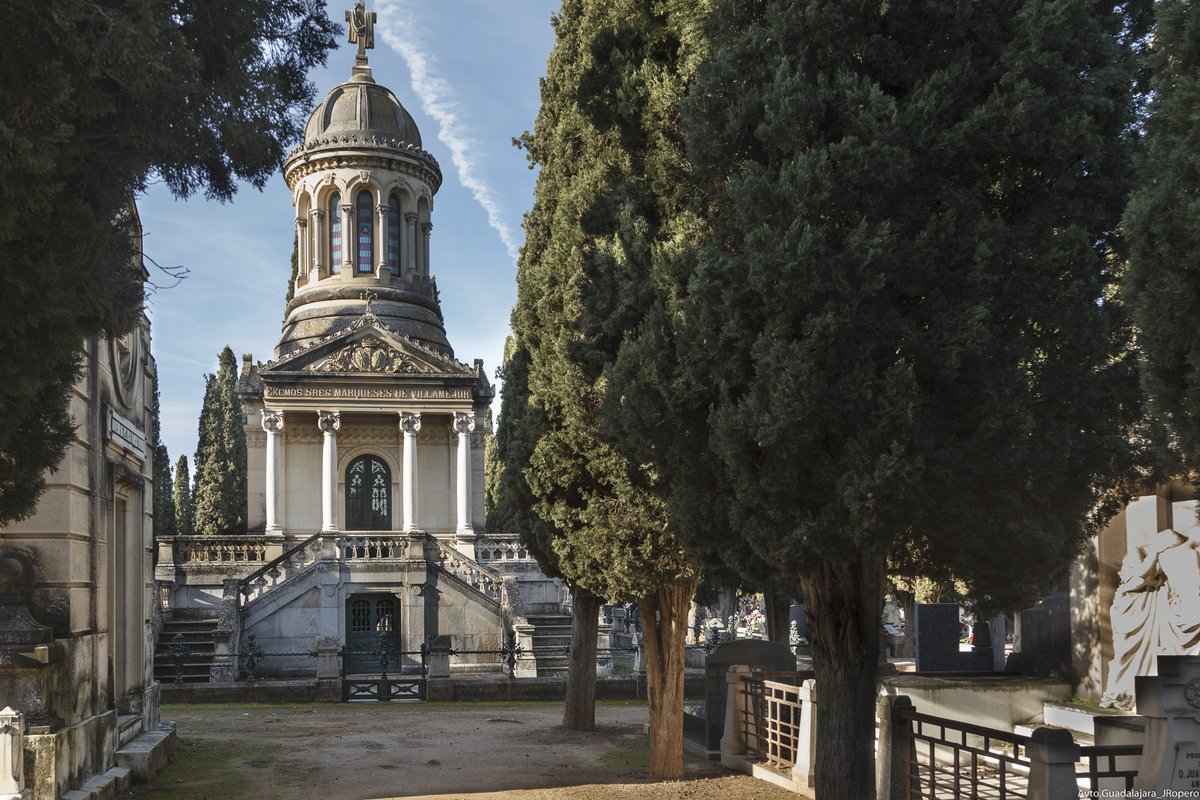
<box><xmin>0</xmin><ymin>0</ymin><xmax>337</xmax><ymax>525</ymax></box>
<box><xmin>174</xmin><ymin>455</ymin><xmax>195</xmax><ymax>534</ymax></box>
<box><xmin>193</xmin><ymin>347</ymin><xmax>248</xmax><ymax>533</ymax></box>
<box><xmin>150</xmin><ymin>370</ymin><xmax>176</xmax><ymax>537</ymax></box>
<box><xmin>1125</xmin><ymin>0</ymin><xmax>1200</xmax><ymax>478</ymax></box>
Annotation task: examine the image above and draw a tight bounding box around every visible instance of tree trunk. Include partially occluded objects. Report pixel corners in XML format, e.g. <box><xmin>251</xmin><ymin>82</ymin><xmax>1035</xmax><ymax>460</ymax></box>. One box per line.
<box><xmin>564</xmin><ymin>586</ymin><xmax>601</xmax><ymax>730</ymax></box>
<box><xmin>799</xmin><ymin>555</ymin><xmax>886</xmax><ymax>800</ymax></box>
<box><xmin>764</xmin><ymin>591</ymin><xmax>791</xmax><ymax>643</ymax></box>
<box><xmin>639</xmin><ymin>574</ymin><xmax>700</xmax><ymax>779</ymax></box>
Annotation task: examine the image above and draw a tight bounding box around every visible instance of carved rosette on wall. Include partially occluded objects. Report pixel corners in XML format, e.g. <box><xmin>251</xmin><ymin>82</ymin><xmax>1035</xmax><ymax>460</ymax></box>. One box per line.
<box><xmin>309</xmin><ymin>336</ymin><xmax>434</xmax><ymax>374</ymax></box>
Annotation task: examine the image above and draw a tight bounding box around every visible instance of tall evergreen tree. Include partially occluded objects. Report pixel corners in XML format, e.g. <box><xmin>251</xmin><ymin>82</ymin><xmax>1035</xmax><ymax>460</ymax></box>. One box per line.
<box><xmin>635</xmin><ymin>1</ymin><xmax>1146</xmax><ymax>794</ymax></box>
<box><xmin>1125</xmin><ymin>0</ymin><xmax>1200</xmax><ymax>478</ymax></box>
<box><xmin>174</xmin><ymin>455</ymin><xmax>194</xmax><ymax>535</ymax></box>
<box><xmin>149</xmin><ymin>369</ymin><xmax>176</xmax><ymax>537</ymax></box>
<box><xmin>491</xmin><ymin>336</ymin><xmax>605</xmax><ymax>731</ymax></box>
<box><xmin>514</xmin><ymin>0</ymin><xmax>704</xmax><ymax>775</ymax></box>
<box><xmin>0</xmin><ymin>1</ymin><xmax>338</xmax><ymax>525</ymax></box>
<box><xmin>193</xmin><ymin>347</ymin><xmax>248</xmax><ymax>533</ymax></box>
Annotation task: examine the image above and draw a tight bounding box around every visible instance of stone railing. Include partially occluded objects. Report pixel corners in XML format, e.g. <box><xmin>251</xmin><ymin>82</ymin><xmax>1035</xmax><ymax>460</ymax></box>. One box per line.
<box><xmin>336</xmin><ymin>532</ymin><xmax>412</xmax><ymax>561</ymax></box>
<box><xmin>171</xmin><ymin>534</ymin><xmax>269</xmax><ymax>564</ymax></box>
<box><xmin>238</xmin><ymin>533</ymin><xmax>323</xmax><ymax>607</ymax></box>
<box><xmin>430</xmin><ymin>537</ymin><xmax>503</xmax><ymax>604</ymax></box>
<box><xmin>475</xmin><ymin>533</ymin><xmax>536</xmax><ymax>565</ymax></box>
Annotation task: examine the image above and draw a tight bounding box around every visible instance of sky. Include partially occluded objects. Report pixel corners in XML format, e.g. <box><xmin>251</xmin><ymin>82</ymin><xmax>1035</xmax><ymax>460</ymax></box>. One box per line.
<box><xmin>140</xmin><ymin>0</ymin><xmax>561</xmax><ymax>468</ymax></box>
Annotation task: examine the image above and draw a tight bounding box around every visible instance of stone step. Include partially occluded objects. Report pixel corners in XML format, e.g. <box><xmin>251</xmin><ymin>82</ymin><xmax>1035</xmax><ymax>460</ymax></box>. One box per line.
<box><xmin>1041</xmin><ymin>701</ymin><xmax>1132</xmax><ymax>738</ymax></box>
<box><xmin>116</xmin><ymin>723</ymin><xmax>177</xmax><ymax>782</ymax></box>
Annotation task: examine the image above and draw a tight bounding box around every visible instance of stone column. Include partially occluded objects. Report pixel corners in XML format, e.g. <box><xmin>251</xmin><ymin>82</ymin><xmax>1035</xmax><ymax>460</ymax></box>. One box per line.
<box><xmin>295</xmin><ymin>218</ymin><xmax>308</xmax><ymax>281</ymax></box>
<box><xmin>375</xmin><ymin>203</ymin><xmax>389</xmax><ymax>276</ymax></box>
<box><xmin>262</xmin><ymin>410</ymin><xmax>284</xmax><ymax>536</ymax></box>
<box><xmin>1026</xmin><ymin>727</ymin><xmax>1081</xmax><ymax>800</ymax></box>
<box><xmin>0</xmin><ymin>706</ymin><xmax>27</xmax><ymax>800</ymax></box>
<box><xmin>318</xmin><ymin>411</ymin><xmax>340</xmax><ymax>532</ymax></box>
<box><xmin>720</xmin><ymin>665</ymin><xmax>751</xmax><ymax>767</ymax></box>
<box><xmin>404</xmin><ymin>212</ymin><xmax>418</xmax><ymax>279</ymax></box>
<box><xmin>309</xmin><ymin>208</ymin><xmax>324</xmax><ymax>282</ymax></box>
<box><xmin>453</xmin><ymin>411</ymin><xmax>475</xmax><ymax>535</ymax></box>
<box><xmin>340</xmin><ymin>203</ymin><xmax>354</xmax><ymax>273</ymax></box>
<box><xmin>399</xmin><ymin>412</ymin><xmax>421</xmax><ymax>531</ymax></box>
<box><xmin>420</xmin><ymin>222</ymin><xmax>433</xmax><ymax>278</ymax></box>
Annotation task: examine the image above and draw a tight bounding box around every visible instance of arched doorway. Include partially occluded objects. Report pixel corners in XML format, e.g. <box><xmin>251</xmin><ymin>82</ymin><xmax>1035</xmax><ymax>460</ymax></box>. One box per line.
<box><xmin>346</xmin><ymin>454</ymin><xmax>392</xmax><ymax>531</ymax></box>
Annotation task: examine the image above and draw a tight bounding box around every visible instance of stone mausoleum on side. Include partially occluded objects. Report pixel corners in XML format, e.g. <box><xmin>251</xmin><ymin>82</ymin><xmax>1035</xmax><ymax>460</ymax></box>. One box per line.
<box><xmin>157</xmin><ymin>11</ymin><xmax>566</xmax><ymax>685</ymax></box>
<box><xmin>0</xmin><ymin>207</ymin><xmax>175</xmax><ymax>800</ymax></box>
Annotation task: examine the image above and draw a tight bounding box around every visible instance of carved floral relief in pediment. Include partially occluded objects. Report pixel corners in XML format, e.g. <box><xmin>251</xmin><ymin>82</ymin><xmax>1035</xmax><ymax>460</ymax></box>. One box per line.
<box><xmin>307</xmin><ymin>336</ymin><xmax>434</xmax><ymax>375</ymax></box>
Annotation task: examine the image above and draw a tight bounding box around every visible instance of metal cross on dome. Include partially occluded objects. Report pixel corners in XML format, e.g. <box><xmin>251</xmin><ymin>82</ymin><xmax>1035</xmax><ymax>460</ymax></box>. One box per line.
<box><xmin>346</xmin><ymin>1</ymin><xmax>377</xmax><ymax>61</ymax></box>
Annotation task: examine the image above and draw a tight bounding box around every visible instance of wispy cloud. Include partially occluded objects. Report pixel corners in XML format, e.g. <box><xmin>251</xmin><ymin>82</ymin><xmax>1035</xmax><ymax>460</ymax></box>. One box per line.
<box><xmin>376</xmin><ymin>0</ymin><xmax>521</xmax><ymax>263</ymax></box>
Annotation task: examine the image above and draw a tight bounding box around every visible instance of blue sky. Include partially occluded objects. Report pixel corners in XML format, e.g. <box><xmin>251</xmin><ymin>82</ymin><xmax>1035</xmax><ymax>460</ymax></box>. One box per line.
<box><xmin>141</xmin><ymin>0</ymin><xmax>560</xmax><ymax>467</ymax></box>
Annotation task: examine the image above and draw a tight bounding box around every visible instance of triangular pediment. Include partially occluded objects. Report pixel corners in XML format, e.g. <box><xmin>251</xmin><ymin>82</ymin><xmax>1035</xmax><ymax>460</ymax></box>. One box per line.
<box><xmin>263</xmin><ymin>317</ymin><xmax>474</xmax><ymax>378</ymax></box>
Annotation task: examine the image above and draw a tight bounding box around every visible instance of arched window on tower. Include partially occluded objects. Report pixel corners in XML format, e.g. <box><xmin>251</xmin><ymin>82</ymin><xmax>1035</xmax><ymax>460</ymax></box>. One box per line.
<box><xmin>387</xmin><ymin>195</ymin><xmax>401</xmax><ymax>277</ymax></box>
<box><xmin>356</xmin><ymin>190</ymin><xmax>373</xmax><ymax>274</ymax></box>
<box><xmin>328</xmin><ymin>193</ymin><xmax>342</xmax><ymax>274</ymax></box>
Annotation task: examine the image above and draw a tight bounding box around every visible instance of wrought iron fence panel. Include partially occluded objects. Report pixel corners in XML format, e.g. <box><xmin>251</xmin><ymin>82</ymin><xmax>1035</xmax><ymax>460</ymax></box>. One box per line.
<box><xmin>900</xmin><ymin>708</ymin><xmax>1031</xmax><ymax>800</ymax></box>
<box><xmin>1077</xmin><ymin>743</ymin><xmax>1141</xmax><ymax>791</ymax></box>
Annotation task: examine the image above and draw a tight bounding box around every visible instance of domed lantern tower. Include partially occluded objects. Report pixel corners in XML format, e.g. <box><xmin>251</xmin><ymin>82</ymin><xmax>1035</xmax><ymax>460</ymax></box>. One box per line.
<box><xmin>240</xmin><ymin>3</ymin><xmax>494</xmax><ymax>553</ymax></box>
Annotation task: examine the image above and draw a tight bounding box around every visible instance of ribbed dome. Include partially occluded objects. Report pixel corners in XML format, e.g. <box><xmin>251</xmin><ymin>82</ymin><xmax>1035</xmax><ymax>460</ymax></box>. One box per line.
<box><xmin>303</xmin><ymin>75</ymin><xmax>422</xmax><ymax>148</ymax></box>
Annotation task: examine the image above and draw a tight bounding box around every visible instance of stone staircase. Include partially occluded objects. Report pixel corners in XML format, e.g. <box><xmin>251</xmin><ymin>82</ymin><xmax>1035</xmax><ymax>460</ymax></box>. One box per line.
<box><xmin>526</xmin><ymin>613</ymin><xmax>572</xmax><ymax>677</ymax></box>
<box><xmin>153</xmin><ymin>617</ymin><xmax>218</xmax><ymax>683</ymax></box>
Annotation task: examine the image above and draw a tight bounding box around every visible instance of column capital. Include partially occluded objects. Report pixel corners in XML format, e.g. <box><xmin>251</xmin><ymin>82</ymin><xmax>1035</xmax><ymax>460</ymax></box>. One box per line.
<box><xmin>296</xmin><ymin>218</ymin><xmax>308</xmax><ymax>230</ymax></box>
<box><xmin>340</xmin><ymin>203</ymin><xmax>353</xmax><ymax>215</ymax></box>
<box><xmin>376</xmin><ymin>203</ymin><xmax>388</xmax><ymax>216</ymax></box>
<box><xmin>318</xmin><ymin>410</ymin><xmax>341</xmax><ymax>433</ymax></box>
<box><xmin>404</xmin><ymin>212</ymin><xmax>419</xmax><ymax>224</ymax></box>
<box><xmin>399</xmin><ymin>411</ymin><xmax>422</xmax><ymax>434</ymax></box>
<box><xmin>311</xmin><ymin>208</ymin><xmax>324</xmax><ymax>221</ymax></box>
<box><xmin>420</xmin><ymin>222</ymin><xmax>433</xmax><ymax>234</ymax></box>
<box><xmin>261</xmin><ymin>409</ymin><xmax>285</xmax><ymax>433</ymax></box>
<box><xmin>452</xmin><ymin>411</ymin><xmax>476</xmax><ymax>435</ymax></box>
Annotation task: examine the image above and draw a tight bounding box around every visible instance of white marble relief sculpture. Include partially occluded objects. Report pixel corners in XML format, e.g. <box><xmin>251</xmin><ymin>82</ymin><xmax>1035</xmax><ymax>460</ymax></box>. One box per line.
<box><xmin>1101</xmin><ymin>527</ymin><xmax>1200</xmax><ymax>709</ymax></box>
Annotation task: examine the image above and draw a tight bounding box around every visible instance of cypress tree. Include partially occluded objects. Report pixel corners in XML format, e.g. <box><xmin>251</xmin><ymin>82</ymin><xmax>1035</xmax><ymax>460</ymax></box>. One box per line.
<box><xmin>514</xmin><ymin>0</ymin><xmax>704</xmax><ymax>774</ymax></box>
<box><xmin>174</xmin><ymin>455</ymin><xmax>194</xmax><ymax>535</ymax></box>
<box><xmin>150</xmin><ymin>370</ymin><xmax>176</xmax><ymax>537</ymax></box>
<box><xmin>193</xmin><ymin>347</ymin><xmax>248</xmax><ymax>533</ymax></box>
<box><xmin>651</xmin><ymin>1</ymin><xmax>1146</xmax><ymax>793</ymax></box>
<box><xmin>1125</xmin><ymin>0</ymin><xmax>1200</xmax><ymax>477</ymax></box>
<box><xmin>491</xmin><ymin>335</ymin><xmax>605</xmax><ymax>731</ymax></box>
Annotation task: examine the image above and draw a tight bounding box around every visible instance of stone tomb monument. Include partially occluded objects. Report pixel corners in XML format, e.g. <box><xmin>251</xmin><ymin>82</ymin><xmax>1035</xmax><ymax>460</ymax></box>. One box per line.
<box><xmin>687</xmin><ymin>640</ymin><xmax>797</xmax><ymax>754</ymax></box>
<box><xmin>915</xmin><ymin>603</ymin><xmax>992</xmax><ymax>672</ymax></box>
<box><xmin>1133</xmin><ymin>655</ymin><xmax>1200</xmax><ymax>791</ymax></box>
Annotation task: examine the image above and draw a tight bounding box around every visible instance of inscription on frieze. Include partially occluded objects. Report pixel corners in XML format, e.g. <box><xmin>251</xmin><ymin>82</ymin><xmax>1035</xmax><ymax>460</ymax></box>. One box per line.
<box><xmin>265</xmin><ymin>386</ymin><xmax>471</xmax><ymax>400</ymax></box>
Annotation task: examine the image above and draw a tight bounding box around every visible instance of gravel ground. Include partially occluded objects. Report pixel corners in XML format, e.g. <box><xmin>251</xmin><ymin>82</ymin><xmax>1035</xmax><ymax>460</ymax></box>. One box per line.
<box><xmin>126</xmin><ymin>701</ymin><xmax>796</xmax><ymax>800</ymax></box>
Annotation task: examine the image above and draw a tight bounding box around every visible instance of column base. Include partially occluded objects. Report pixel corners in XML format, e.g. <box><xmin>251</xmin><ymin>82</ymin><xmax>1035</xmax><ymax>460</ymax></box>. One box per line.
<box><xmin>265</xmin><ymin>526</ymin><xmax>284</xmax><ymax>539</ymax></box>
<box><xmin>321</xmin><ymin>524</ymin><xmax>339</xmax><ymax>533</ymax></box>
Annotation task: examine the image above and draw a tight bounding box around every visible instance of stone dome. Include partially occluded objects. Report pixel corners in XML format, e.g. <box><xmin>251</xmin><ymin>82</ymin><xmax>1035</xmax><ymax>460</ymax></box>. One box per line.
<box><xmin>303</xmin><ymin>74</ymin><xmax>422</xmax><ymax>149</ymax></box>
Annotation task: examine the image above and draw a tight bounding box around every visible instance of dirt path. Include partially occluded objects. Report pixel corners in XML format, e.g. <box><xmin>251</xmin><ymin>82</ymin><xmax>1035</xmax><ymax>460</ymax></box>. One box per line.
<box><xmin>128</xmin><ymin>701</ymin><xmax>793</xmax><ymax>800</ymax></box>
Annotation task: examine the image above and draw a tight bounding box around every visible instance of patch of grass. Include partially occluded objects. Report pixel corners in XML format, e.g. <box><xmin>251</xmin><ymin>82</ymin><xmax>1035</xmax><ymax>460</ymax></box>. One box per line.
<box><xmin>599</xmin><ymin>744</ymin><xmax>651</xmax><ymax>769</ymax></box>
<box><xmin>127</xmin><ymin>737</ymin><xmax>255</xmax><ymax>799</ymax></box>
<box><xmin>1068</xmin><ymin>695</ymin><xmax>1103</xmax><ymax>709</ymax></box>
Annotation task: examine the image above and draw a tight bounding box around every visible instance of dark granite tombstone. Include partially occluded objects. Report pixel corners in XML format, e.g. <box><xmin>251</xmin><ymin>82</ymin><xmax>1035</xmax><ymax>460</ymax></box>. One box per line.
<box><xmin>915</xmin><ymin>603</ymin><xmax>992</xmax><ymax>672</ymax></box>
<box><xmin>1006</xmin><ymin>592</ymin><xmax>1070</xmax><ymax>676</ymax></box>
<box><xmin>689</xmin><ymin>639</ymin><xmax>797</xmax><ymax>753</ymax></box>
<box><xmin>788</xmin><ymin>601</ymin><xmax>808</xmax><ymax>641</ymax></box>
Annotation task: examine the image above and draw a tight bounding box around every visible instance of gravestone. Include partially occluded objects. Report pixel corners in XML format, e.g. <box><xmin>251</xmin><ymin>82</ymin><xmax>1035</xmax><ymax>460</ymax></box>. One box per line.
<box><xmin>1133</xmin><ymin>655</ymin><xmax>1200</xmax><ymax>791</ymax></box>
<box><xmin>690</xmin><ymin>639</ymin><xmax>797</xmax><ymax>753</ymax></box>
<box><xmin>788</xmin><ymin>601</ymin><xmax>808</xmax><ymax>642</ymax></box>
<box><xmin>915</xmin><ymin>603</ymin><xmax>992</xmax><ymax>672</ymax></box>
<box><xmin>1007</xmin><ymin>593</ymin><xmax>1070</xmax><ymax>677</ymax></box>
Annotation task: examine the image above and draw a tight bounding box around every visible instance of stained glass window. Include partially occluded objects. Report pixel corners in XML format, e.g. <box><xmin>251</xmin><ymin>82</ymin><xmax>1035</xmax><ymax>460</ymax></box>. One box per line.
<box><xmin>387</xmin><ymin>195</ymin><xmax>401</xmax><ymax>276</ymax></box>
<box><xmin>346</xmin><ymin>455</ymin><xmax>391</xmax><ymax>530</ymax></box>
<box><xmin>329</xmin><ymin>193</ymin><xmax>342</xmax><ymax>274</ymax></box>
<box><xmin>356</xmin><ymin>190</ymin><xmax>373</xmax><ymax>273</ymax></box>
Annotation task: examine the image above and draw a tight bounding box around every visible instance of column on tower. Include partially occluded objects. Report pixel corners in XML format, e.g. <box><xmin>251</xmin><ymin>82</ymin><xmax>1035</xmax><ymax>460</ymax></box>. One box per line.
<box><xmin>295</xmin><ymin>219</ymin><xmax>309</xmax><ymax>282</ymax></box>
<box><xmin>453</xmin><ymin>411</ymin><xmax>475</xmax><ymax>534</ymax></box>
<box><xmin>309</xmin><ymin>208</ymin><xmax>324</xmax><ymax>283</ymax></box>
<box><xmin>319</xmin><ymin>411</ymin><xmax>340</xmax><ymax>531</ymax></box>
<box><xmin>404</xmin><ymin>212</ymin><xmax>418</xmax><ymax>280</ymax></box>
<box><xmin>375</xmin><ymin>202</ymin><xmax>389</xmax><ymax>276</ymax></box>
<box><xmin>340</xmin><ymin>202</ymin><xmax>354</xmax><ymax>273</ymax></box>
<box><xmin>399</xmin><ymin>412</ymin><xmax>421</xmax><ymax>531</ymax></box>
<box><xmin>420</xmin><ymin>222</ymin><xmax>432</xmax><ymax>279</ymax></box>
<box><xmin>262</xmin><ymin>410</ymin><xmax>285</xmax><ymax>535</ymax></box>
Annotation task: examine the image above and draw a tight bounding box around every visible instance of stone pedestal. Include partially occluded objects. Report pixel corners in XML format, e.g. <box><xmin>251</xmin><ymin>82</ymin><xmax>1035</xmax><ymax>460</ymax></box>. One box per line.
<box><xmin>0</xmin><ymin>707</ymin><xmax>29</xmax><ymax>800</ymax></box>
<box><xmin>315</xmin><ymin>637</ymin><xmax>340</xmax><ymax>679</ymax></box>
<box><xmin>427</xmin><ymin>635</ymin><xmax>451</xmax><ymax>678</ymax></box>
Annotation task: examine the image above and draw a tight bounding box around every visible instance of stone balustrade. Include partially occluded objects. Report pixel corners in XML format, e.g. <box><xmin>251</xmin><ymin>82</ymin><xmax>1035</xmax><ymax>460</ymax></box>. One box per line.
<box><xmin>336</xmin><ymin>533</ymin><xmax>411</xmax><ymax>560</ymax></box>
<box><xmin>173</xmin><ymin>535</ymin><xmax>269</xmax><ymax>564</ymax></box>
<box><xmin>431</xmin><ymin>538</ymin><xmax>503</xmax><ymax>603</ymax></box>
<box><xmin>475</xmin><ymin>533</ymin><xmax>534</xmax><ymax>564</ymax></box>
